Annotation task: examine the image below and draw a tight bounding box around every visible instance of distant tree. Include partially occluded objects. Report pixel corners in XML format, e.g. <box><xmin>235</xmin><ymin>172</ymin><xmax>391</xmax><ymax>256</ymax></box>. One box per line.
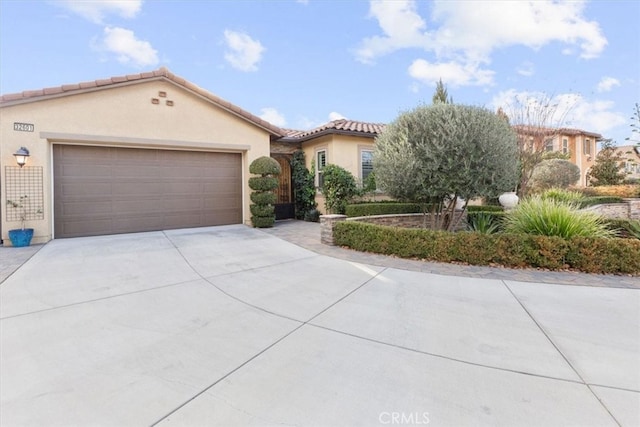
<box><xmin>530</xmin><ymin>159</ymin><xmax>581</xmax><ymax>191</ymax></box>
<box><xmin>432</xmin><ymin>79</ymin><xmax>453</xmax><ymax>104</ymax></box>
<box><xmin>500</xmin><ymin>93</ymin><xmax>574</xmax><ymax>197</ymax></box>
<box><xmin>374</xmin><ymin>104</ymin><xmax>519</xmax><ymax>231</ymax></box>
<box><xmin>626</xmin><ymin>103</ymin><xmax>640</xmax><ymax>146</ymax></box>
<box><xmin>587</xmin><ymin>139</ymin><xmax>626</xmax><ymax>186</ymax></box>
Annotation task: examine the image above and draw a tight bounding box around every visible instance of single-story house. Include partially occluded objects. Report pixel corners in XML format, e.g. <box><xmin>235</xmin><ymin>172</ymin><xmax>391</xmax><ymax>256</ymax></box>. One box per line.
<box><xmin>0</xmin><ymin>68</ymin><xmax>605</xmax><ymax>245</ymax></box>
<box><xmin>0</xmin><ymin>68</ymin><xmax>381</xmax><ymax>244</ymax></box>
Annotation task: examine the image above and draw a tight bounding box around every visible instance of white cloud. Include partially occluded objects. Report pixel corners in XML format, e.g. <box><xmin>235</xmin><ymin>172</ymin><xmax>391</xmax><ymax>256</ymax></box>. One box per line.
<box><xmin>99</xmin><ymin>26</ymin><xmax>158</xmax><ymax>67</ymax></box>
<box><xmin>329</xmin><ymin>111</ymin><xmax>346</xmax><ymax>121</ymax></box>
<box><xmin>429</xmin><ymin>0</ymin><xmax>607</xmax><ymax>61</ymax></box>
<box><xmin>566</xmin><ymin>98</ymin><xmax>627</xmax><ymax>134</ymax></box>
<box><xmin>296</xmin><ymin>116</ymin><xmax>324</xmax><ymax>130</ymax></box>
<box><xmin>596</xmin><ymin>76</ymin><xmax>620</xmax><ymax>93</ymax></box>
<box><xmin>223</xmin><ymin>30</ymin><xmax>265</xmax><ymax>72</ymax></box>
<box><xmin>356</xmin><ymin>0</ymin><xmax>607</xmax><ymax>88</ymax></box>
<box><xmin>408</xmin><ymin>59</ymin><xmax>494</xmax><ymax>87</ymax></box>
<box><xmin>56</xmin><ymin>0</ymin><xmax>142</xmax><ymax>24</ymax></box>
<box><xmin>259</xmin><ymin>108</ymin><xmax>287</xmax><ymax>127</ymax></box>
<box><xmin>356</xmin><ymin>0</ymin><xmax>429</xmax><ymax>64</ymax></box>
<box><xmin>490</xmin><ymin>89</ymin><xmax>626</xmax><ymax>135</ymax></box>
<box><xmin>516</xmin><ymin>61</ymin><xmax>535</xmax><ymax>77</ymax></box>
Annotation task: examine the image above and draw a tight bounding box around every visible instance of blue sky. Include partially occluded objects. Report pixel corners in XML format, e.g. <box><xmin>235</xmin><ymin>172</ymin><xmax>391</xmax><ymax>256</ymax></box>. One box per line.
<box><xmin>1</xmin><ymin>0</ymin><xmax>639</xmax><ymax>144</ymax></box>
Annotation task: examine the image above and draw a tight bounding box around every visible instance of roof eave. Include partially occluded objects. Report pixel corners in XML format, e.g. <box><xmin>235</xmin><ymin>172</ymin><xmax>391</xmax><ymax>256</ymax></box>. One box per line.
<box><xmin>292</xmin><ymin>128</ymin><xmax>379</xmax><ymax>143</ymax></box>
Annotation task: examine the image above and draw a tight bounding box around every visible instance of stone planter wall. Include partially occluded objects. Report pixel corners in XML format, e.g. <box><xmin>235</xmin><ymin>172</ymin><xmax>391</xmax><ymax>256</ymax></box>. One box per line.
<box><xmin>582</xmin><ymin>199</ymin><xmax>640</xmax><ymax>220</ymax></box>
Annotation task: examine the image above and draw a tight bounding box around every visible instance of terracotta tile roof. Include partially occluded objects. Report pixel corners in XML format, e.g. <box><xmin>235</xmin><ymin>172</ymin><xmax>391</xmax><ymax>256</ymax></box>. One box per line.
<box><xmin>0</xmin><ymin>67</ymin><xmax>286</xmax><ymax>137</ymax></box>
<box><xmin>513</xmin><ymin>124</ymin><xmax>602</xmax><ymax>139</ymax></box>
<box><xmin>283</xmin><ymin>119</ymin><xmax>385</xmax><ymax>142</ymax></box>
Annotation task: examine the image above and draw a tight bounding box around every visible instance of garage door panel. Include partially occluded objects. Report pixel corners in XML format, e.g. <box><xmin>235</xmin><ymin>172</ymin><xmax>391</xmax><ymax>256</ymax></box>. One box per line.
<box><xmin>61</xmin><ymin>201</ymin><xmax>113</xmax><ymax>215</ymax></box>
<box><xmin>60</xmin><ymin>182</ymin><xmax>113</xmax><ymax>197</ymax></box>
<box><xmin>111</xmin><ymin>182</ymin><xmax>164</xmax><ymax>195</ymax></box>
<box><xmin>59</xmin><ymin>164</ymin><xmax>113</xmax><ymax>178</ymax></box>
<box><xmin>54</xmin><ymin>145</ymin><xmax>242</xmax><ymax>238</ymax></box>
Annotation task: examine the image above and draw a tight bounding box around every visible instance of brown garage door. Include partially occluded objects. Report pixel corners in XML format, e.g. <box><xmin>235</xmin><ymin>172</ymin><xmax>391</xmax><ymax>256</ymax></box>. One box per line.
<box><xmin>54</xmin><ymin>145</ymin><xmax>242</xmax><ymax>238</ymax></box>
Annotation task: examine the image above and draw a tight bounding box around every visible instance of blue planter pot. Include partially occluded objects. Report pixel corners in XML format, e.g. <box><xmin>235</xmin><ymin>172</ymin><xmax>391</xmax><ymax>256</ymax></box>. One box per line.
<box><xmin>8</xmin><ymin>228</ymin><xmax>34</xmax><ymax>247</ymax></box>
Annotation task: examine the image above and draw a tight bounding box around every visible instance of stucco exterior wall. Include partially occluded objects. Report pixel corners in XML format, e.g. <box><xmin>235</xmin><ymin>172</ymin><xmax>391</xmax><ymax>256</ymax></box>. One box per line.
<box><xmin>301</xmin><ymin>133</ymin><xmax>375</xmax><ymax>214</ymax></box>
<box><xmin>0</xmin><ymin>79</ymin><xmax>272</xmax><ymax>243</ymax></box>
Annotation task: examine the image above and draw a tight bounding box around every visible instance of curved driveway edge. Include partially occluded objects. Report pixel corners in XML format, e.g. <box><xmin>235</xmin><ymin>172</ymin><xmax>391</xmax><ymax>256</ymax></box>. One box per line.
<box><xmin>1</xmin><ymin>225</ymin><xmax>638</xmax><ymax>426</ymax></box>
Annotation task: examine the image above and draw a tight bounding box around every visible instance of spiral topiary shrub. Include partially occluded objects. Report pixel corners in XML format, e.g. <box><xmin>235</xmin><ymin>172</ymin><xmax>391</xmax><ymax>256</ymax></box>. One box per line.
<box><xmin>249</xmin><ymin>156</ymin><xmax>281</xmax><ymax>228</ymax></box>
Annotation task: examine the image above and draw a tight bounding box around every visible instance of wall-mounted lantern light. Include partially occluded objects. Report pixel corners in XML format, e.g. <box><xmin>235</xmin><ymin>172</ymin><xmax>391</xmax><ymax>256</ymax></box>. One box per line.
<box><xmin>13</xmin><ymin>147</ymin><xmax>30</xmax><ymax>168</ymax></box>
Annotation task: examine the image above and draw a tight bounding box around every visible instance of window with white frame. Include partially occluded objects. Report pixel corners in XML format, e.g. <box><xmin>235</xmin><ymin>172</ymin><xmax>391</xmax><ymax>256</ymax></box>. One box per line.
<box><xmin>583</xmin><ymin>138</ymin><xmax>591</xmax><ymax>156</ymax></box>
<box><xmin>562</xmin><ymin>138</ymin><xmax>569</xmax><ymax>154</ymax></box>
<box><xmin>361</xmin><ymin>149</ymin><xmax>374</xmax><ymax>184</ymax></box>
<box><xmin>544</xmin><ymin>138</ymin><xmax>554</xmax><ymax>152</ymax></box>
<box><xmin>316</xmin><ymin>149</ymin><xmax>326</xmax><ymax>188</ymax></box>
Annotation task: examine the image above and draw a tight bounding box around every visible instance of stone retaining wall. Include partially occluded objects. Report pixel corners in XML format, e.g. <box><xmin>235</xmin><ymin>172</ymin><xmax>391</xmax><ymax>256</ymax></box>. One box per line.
<box><xmin>582</xmin><ymin>199</ymin><xmax>640</xmax><ymax>220</ymax></box>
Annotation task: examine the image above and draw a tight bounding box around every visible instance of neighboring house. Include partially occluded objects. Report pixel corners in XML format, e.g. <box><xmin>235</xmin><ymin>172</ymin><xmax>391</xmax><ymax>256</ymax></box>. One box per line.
<box><xmin>616</xmin><ymin>144</ymin><xmax>640</xmax><ymax>182</ymax></box>
<box><xmin>513</xmin><ymin>125</ymin><xmax>602</xmax><ymax>187</ymax></box>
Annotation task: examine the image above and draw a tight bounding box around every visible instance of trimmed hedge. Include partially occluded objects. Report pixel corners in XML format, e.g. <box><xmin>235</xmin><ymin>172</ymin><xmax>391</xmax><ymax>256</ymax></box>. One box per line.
<box><xmin>333</xmin><ymin>221</ymin><xmax>640</xmax><ymax>275</ymax></box>
<box><xmin>345</xmin><ymin>202</ymin><xmax>423</xmax><ymax>217</ymax></box>
<box><xmin>577</xmin><ymin>196</ymin><xmax>624</xmax><ymax>208</ymax></box>
<box><xmin>467</xmin><ymin>205</ymin><xmax>504</xmax><ymax>212</ymax></box>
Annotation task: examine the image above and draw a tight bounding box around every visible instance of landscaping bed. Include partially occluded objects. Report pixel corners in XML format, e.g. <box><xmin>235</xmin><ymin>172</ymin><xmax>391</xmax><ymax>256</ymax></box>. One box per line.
<box><xmin>334</xmin><ymin>221</ymin><xmax>640</xmax><ymax>275</ymax></box>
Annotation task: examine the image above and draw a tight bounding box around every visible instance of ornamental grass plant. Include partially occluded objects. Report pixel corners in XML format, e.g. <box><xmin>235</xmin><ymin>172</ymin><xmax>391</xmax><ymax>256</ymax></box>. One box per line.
<box><xmin>503</xmin><ymin>196</ymin><xmax>615</xmax><ymax>239</ymax></box>
<box><xmin>539</xmin><ymin>188</ymin><xmax>584</xmax><ymax>204</ymax></box>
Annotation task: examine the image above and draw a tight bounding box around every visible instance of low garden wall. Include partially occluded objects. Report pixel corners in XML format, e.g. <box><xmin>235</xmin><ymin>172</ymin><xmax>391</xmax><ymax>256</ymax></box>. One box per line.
<box><xmin>582</xmin><ymin>199</ymin><xmax>640</xmax><ymax>220</ymax></box>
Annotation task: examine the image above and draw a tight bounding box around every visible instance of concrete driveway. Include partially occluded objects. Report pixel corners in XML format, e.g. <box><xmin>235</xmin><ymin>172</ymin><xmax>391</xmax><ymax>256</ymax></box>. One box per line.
<box><xmin>1</xmin><ymin>225</ymin><xmax>638</xmax><ymax>426</ymax></box>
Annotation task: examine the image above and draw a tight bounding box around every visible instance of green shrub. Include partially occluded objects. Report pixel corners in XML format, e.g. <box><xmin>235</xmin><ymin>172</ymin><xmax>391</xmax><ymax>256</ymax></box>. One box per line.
<box><xmin>345</xmin><ymin>202</ymin><xmax>423</xmax><ymax>217</ymax></box>
<box><xmin>531</xmin><ymin>159</ymin><xmax>581</xmax><ymax>191</ymax></box>
<box><xmin>575</xmin><ymin>185</ymin><xmax>640</xmax><ymax>198</ymax></box>
<box><xmin>565</xmin><ymin>237</ymin><xmax>640</xmax><ymax>275</ymax></box>
<box><xmin>333</xmin><ymin>221</ymin><xmax>640</xmax><ymax>275</ymax></box>
<box><xmin>291</xmin><ymin>150</ymin><xmax>317</xmax><ymax>220</ymax></box>
<box><xmin>504</xmin><ymin>196</ymin><xmax>615</xmax><ymax>239</ymax></box>
<box><xmin>249</xmin><ymin>156</ymin><xmax>280</xmax><ymax>228</ymax></box>
<box><xmin>248</xmin><ymin>176</ymin><xmax>279</xmax><ymax>192</ymax></box>
<box><xmin>250</xmin><ymin>204</ymin><xmax>274</xmax><ymax>217</ymax></box>
<box><xmin>250</xmin><ymin>191</ymin><xmax>277</xmax><ymax>205</ymax></box>
<box><xmin>466</xmin><ymin>211</ymin><xmax>506</xmax><ymax>232</ymax></box>
<box><xmin>540</xmin><ymin>188</ymin><xmax>584</xmax><ymax>204</ymax></box>
<box><xmin>304</xmin><ymin>208</ymin><xmax>320</xmax><ymax>222</ymax></box>
<box><xmin>607</xmin><ymin>219</ymin><xmax>640</xmax><ymax>239</ymax></box>
<box><xmin>321</xmin><ymin>164</ymin><xmax>359</xmax><ymax>214</ymax></box>
<box><xmin>466</xmin><ymin>205</ymin><xmax>504</xmax><ymax>212</ymax></box>
<box><xmin>577</xmin><ymin>196</ymin><xmax>624</xmax><ymax>208</ymax></box>
<box><xmin>467</xmin><ymin>212</ymin><xmax>501</xmax><ymax>234</ymax></box>
<box><xmin>249</xmin><ymin>156</ymin><xmax>281</xmax><ymax>175</ymax></box>
<box><xmin>251</xmin><ymin>216</ymin><xmax>276</xmax><ymax>228</ymax></box>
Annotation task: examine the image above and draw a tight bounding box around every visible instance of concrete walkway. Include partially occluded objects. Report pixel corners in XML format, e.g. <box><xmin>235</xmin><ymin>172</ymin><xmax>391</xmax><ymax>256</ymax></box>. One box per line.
<box><xmin>0</xmin><ymin>223</ymin><xmax>638</xmax><ymax>426</ymax></box>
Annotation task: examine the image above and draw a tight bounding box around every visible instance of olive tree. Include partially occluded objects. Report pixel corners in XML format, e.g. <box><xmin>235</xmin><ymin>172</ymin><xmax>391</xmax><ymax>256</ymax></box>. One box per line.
<box><xmin>530</xmin><ymin>159</ymin><xmax>581</xmax><ymax>191</ymax></box>
<box><xmin>374</xmin><ymin>103</ymin><xmax>519</xmax><ymax>231</ymax></box>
